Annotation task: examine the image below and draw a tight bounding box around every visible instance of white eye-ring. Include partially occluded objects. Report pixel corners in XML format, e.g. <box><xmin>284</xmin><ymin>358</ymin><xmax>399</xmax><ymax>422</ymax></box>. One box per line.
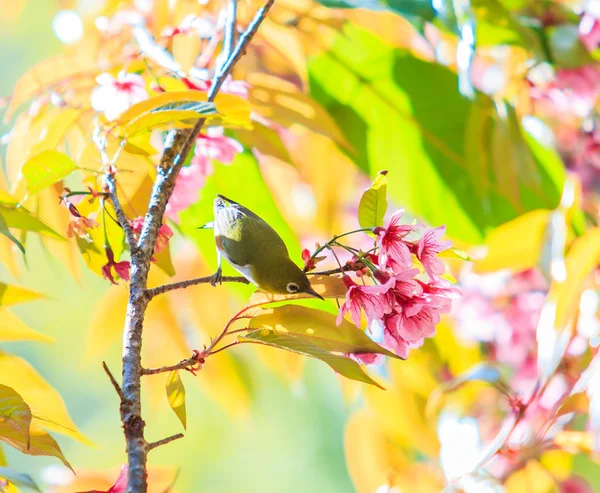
<box><xmin>286</xmin><ymin>282</ymin><xmax>300</xmax><ymax>293</ymax></box>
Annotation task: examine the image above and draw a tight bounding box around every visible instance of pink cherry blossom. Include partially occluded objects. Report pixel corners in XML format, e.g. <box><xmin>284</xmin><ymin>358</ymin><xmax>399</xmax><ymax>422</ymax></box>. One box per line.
<box><xmin>374</xmin><ymin>209</ymin><xmax>417</xmax><ymax>272</ymax></box>
<box><xmin>91</xmin><ymin>72</ymin><xmax>148</xmax><ymax>121</ymax></box>
<box><xmin>164</xmin><ymin>160</ymin><xmax>208</xmax><ymax>222</ymax></box>
<box><xmin>130</xmin><ymin>217</ymin><xmax>173</xmax><ymax>254</ymax></box>
<box><xmin>580</xmin><ymin>14</ymin><xmax>600</xmax><ymax>52</ymax></box>
<box><xmin>196</xmin><ymin>127</ymin><xmax>243</xmax><ymax>163</ymax></box>
<box><xmin>414</xmin><ymin>225</ymin><xmax>452</xmax><ymax>279</ymax></box>
<box><xmin>336</xmin><ymin>275</ymin><xmax>394</xmax><ymax>327</ymax></box>
<box><xmin>101</xmin><ymin>247</ymin><xmax>130</xmax><ymax>285</ymax></box>
<box><xmin>347</xmin><ymin>352</ymin><xmax>386</xmax><ymax>366</ymax></box>
<box><xmin>165</xmin><ymin>129</ymin><xmax>242</xmax><ymax>221</ymax></box>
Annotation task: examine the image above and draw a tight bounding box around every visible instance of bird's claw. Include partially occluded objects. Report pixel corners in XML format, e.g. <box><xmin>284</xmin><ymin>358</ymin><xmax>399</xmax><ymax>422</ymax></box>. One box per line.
<box><xmin>209</xmin><ymin>268</ymin><xmax>223</xmax><ymax>287</ymax></box>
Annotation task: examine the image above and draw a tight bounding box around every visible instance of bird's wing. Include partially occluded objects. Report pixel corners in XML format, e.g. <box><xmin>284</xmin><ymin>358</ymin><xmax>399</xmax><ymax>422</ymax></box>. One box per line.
<box><xmin>214</xmin><ymin>202</ymin><xmax>289</xmax><ymax>267</ymax></box>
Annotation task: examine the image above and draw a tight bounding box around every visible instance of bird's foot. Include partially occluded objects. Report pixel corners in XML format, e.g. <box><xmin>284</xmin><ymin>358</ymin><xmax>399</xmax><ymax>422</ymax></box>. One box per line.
<box><xmin>209</xmin><ymin>267</ymin><xmax>223</xmax><ymax>287</ymax></box>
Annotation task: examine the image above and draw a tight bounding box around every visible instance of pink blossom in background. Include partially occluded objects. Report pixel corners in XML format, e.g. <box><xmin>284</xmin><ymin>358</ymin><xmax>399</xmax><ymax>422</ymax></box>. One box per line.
<box><xmin>91</xmin><ymin>72</ymin><xmax>148</xmax><ymax>121</ymax></box>
<box><xmin>130</xmin><ymin>217</ymin><xmax>173</xmax><ymax>254</ymax></box>
<box><xmin>196</xmin><ymin>127</ymin><xmax>243</xmax><ymax>163</ymax></box>
<box><xmin>580</xmin><ymin>14</ymin><xmax>600</xmax><ymax>52</ymax></box>
<box><xmin>165</xmin><ymin>128</ymin><xmax>243</xmax><ymax>221</ymax></box>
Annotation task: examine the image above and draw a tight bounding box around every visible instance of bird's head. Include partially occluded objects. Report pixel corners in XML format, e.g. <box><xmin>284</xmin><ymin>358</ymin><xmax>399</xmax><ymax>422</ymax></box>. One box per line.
<box><xmin>261</xmin><ymin>259</ymin><xmax>324</xmax><ymax>300</ymax></box>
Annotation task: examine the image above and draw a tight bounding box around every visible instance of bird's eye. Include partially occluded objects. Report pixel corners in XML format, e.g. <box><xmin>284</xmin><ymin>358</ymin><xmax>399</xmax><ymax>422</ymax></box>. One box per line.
<box><xmin>286</xmin><ymin>282</ymin><xmax>300</xmax><ymax>293</ymax></box>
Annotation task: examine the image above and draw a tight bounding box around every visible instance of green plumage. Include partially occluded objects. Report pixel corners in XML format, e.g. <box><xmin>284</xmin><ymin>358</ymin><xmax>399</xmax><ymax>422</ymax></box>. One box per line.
<box><xmin>212</xmin><ymin>195</ymin><xmax>322</xmax><ymax>298</ymax></box>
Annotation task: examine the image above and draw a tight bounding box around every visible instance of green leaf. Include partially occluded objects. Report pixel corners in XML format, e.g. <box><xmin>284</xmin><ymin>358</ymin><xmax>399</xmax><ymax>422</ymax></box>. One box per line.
<box><xmin>309</xmin><ymin>25</ymin><xmax>565</xmax><ymax>243</ymax></box>
<box><xmin>21</xmin><ymin>150</ymin><xmax>78</xmax><ymax>196</ymax></box>
<box><xmin>249</xmin><ymin>305</ymin><xmax>399</xmax><ymax>358</ymax></box>
<box><xmin>241</xmin><ymin>329</ymin><xmax>384</xmax><ymax>388</ymax></box>
<box><xmin>166</xmin><ymin>371</ymin><xmax>186</xmax><ymax>430</ymax></box>
<box><xmin>358</xmin><ymin>170</ymin><xmax>388</xmax><ymax>229</ymax></box>
<box><xmin>0</xmin><ymin>467</ymin><xmax>42</xmax><ymax>492</ymax></box>
<box><xmin>314</xmin><ymin>0</ymin><xmax>436</xmax><ymax>22</ymax></box>
<box><xmin>0</xmin><ymin>385</ymin><xmax>32</xmax><ymax>446</ymax></box>
<box><xmin>0</xmin><ymin>284</ymin><xmax>45</xmax><ymax>307</ymax></box>
<box><xmin>438</xmin><ymin>247</ymin><xmax>473</xmax><ymax>261</ymax></box>
<box><xmin>547</xmin><ymin>24</ymin><xmax>594</xmax><ymax>69</ymax></box>
<box><xmin>124</xmin><ymin>101</ymin><xmax>217</xmax><ymax>136</ymax></box>
<box><xmin>0</xmin><ymin>204</ymin><xmax>64</xmax><ymax>240</ymax></box>
<box><xmin>0</xmin><ymin>211</ymin><xmax>25</xmax><ymax>254</ymax></box>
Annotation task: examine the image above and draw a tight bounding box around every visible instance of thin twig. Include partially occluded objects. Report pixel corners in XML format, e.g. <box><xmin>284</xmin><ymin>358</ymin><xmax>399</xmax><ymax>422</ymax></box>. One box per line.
<box><xmin>146</xmin><ymin>275</ymin><xmax>250</xmax><ymax>299</ymax></box>
<box><xmin>106</xmin><ymin>174</ymin><xmax>137</xmax><ymax>250</ymax></box>
<box><xmin>146</xmin><ymin>267</ymin><xmax>349</xmax><ymax>299</ymax></box>
<box><xmin>209</xmin><ymin>339</ymin><xmax>249</xmax><ymax>355</ymax></box>
<box><xmin>103</xmin><ymin>361</ymin><xmax>125</xmax><ymax>401</ymax></box>
<box><xmin>148</xmin><ymin>433</ymin><xmax>184</xmax><ymax>451</ymax></box>
<box><xmin>222</xmin><ymin>0</ymin><xmax>239</xmax><ymax>64</ymax></box>
<box><xmin>142</xmin><ymin>354</ymin><xmax>203</xmax><ymax>376</ymax></box>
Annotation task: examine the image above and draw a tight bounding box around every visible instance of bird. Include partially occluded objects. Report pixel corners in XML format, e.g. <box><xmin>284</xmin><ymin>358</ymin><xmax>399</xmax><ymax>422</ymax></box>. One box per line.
<box><xmin>209</xmin><ymin>194</ymin><xmax>324</xmax><ymax>300</ymax></box>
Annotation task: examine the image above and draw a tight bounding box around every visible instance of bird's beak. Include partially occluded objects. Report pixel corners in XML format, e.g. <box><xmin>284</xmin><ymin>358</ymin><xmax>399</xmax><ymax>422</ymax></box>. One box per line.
<box><xmin>306</xmin><ymin>288</ymin><xmax>325</xmax><ymax>301</ymax></box>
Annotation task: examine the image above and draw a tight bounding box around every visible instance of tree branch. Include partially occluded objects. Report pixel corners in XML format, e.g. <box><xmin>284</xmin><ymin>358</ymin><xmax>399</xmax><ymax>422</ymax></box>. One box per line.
<box><xmin>147</xmin><ymin>275</ymin><xmax>250</xmax><ymax>298</ymax></box>
<box><xmin>222</xmin><ymin>0</ymin><xmax>238</xmax><ymax>64</ymax></box>
<box><xmin>103</xmin><ymin>361</ymin><xmax>125</xmax><ymax>401</ymax></box>
<box><xmin>105</xmin><ymin>174</ymin><xmax>137</xmax><ymax>250</ymax></box>
<box><xmin>141</xmin><ymin>353</ymin><xmax>204</xmax><ymax>376</ymax></box>
<box><xmin>118</xmin><ymin>4</ymin><xmax>275</xmax><ymax>491</ymax></box>
<box><xmin>146</xmin><ymin>266</ymin><xmax>350</xmax><ymax>299</ymax></box>
<box><xmin>148</xmin><ymin>433</ymin><xmax>184</xmax><ymax>451</ymax></box>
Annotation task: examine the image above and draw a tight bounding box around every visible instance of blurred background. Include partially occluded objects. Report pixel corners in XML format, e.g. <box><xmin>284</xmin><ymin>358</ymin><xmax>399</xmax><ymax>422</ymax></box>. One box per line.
<box><xmin>2</xmin><ymin>0</ymin><xmax>600</xmax><ymax>492</ymax></box>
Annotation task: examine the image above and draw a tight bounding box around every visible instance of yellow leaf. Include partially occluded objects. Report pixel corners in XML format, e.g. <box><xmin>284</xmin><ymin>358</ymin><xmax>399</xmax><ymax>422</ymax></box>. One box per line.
<box><xmin>0</xmin><ymin>421</ymin><xmax>72</xmax><ymax>472</ymax></box>
<box><xmin>0</xmin><ymin>351</ymin><xmax>89</xmax><ymax>444</ymax></box>
<box><xmin>556</xmin><ymin>392</ymin><xmax>590</xmax><ymax>417</ymax></box>
<box><xmin>553</xmin><ymin>228</ymin><xmax>600</xmax><ymax>329</ymax></box>
<box><xmin>553</xmin><ymin>431</ymin><xmax>595</xmax><ymax>455</ymax></box>
<box><xmin>248</xmin><ymin>275</ymin><xmax>347</xmax><ymax>304</ymax></box>
<box><xmin>259</xmin><ymin>18</ymin><xmax>308</xmax><ymax>84</ymax></box>
<box><xmin>0</xmin><ymin>308</ymin><xmax>53</xmax><ymax>343</ymax></box>
<box><xmin>365</xmin><ymin>374</ymin><xmax>439</xmax><ymax>456</ymax></box>
<box><xmin>249</xmin><ymin>305</ymin><xmax>397</xmax><ymax>358</ymax></box>
<box><xmin>0</xmin><ymin>284</ymin><xmax>44</xmax><ymax>306</ymax></box>
<box><xmin>117</xmin><ymin>91</ymin><xmax>250</xmax><ymax>129</ymax></box>
<box><xmin>248</xmin><ymin>73</ymin><xmax>350</xmax><ymax>149</ymax></box>
<box><xmin>0</xmin><ymin>385</ymin><xmax>32</xmax><ymax>442</ymax></box>
<box><xmin>505</xmin><ymin>460</ymin><xmax>558</xmax><ymax>493</ymax></box>
<box><xmin>242</xmin><ymin>328</ymin><xmax>384</xmax><ymax>388</ymax></box>
<box><xmin>344</xmin><ymin>410</ymin><xmax>406</xmax><ymax>493</ymax></box>
<box><xmin>476</xmin><ymin>209</ymin><xmax>550</xmax><ymax>273</ymax></box>
<box><xmin>124</xmin><ymin>105</ymin><xmax>217</xmax><ymax>137</ymax></box>
<box><xmin>540</xmin><ymin>450</ymin><xmax>573</xmax><ymax>481</ymax></box>
<box><xmin>21</xmin><ymin>150</ymin><xmax>77</xmax><ymax>197</ymax></box>
<box><xmin>165</xmin><ymin>371</ymin><xmax>186</xmax><ymax>430</ymax></box>
<box><xmin>358</xmin><ymin>170</ymin><xmax>388</xmax><ymax>229</ymax></box>
<box><xmin>5</xmin><ymin>48</ymin><xmax>97</xmax><ymax>121</ymax></box>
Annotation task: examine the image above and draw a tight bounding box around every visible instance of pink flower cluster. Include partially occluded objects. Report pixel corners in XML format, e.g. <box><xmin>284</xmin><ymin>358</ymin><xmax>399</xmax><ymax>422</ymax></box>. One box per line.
<box><xmin>165</xmin><ymin>127</ymin><xmax>243</xmax><ymax>221</ymax></box>
<box><xmin>336</xmin><ymin>210</ymin><xmax>457</xmax><ymax>359</ymax></box>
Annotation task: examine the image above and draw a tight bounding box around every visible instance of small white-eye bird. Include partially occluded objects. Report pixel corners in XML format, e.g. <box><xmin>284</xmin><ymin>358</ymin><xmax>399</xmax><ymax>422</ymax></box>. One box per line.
<box><xmin>210</xmin><ymin>195</ymin><xmax>323</xmax><ymax>299</ymax></box>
